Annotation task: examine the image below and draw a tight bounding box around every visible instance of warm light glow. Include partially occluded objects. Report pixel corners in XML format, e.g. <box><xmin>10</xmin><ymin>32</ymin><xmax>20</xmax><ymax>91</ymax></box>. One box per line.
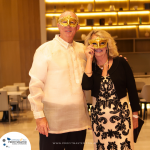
<box><xmin>47</xmin><ymin>27</ymin><xmax>58</xmax><ymax>31</ymax></box>
<box><xmin>118</xmin><ymin>22</ymin><xmax>139</xmax><ymax>25</ymax></box>
<box><xmin>95</xmin><ymin>0</ymin><xmax>127</xmax><ymax>1</ymax></box>
<box><xmin>45</xmin><ymin>0</ymin><xmax>93</xmax><ymax>2</ymax></box>
<box><xmin>142</xmin><ymin>104</ymin><xmax>150</xmax><ymax>109</ymax></box>
<box><xmin>47</xmin><ymin>26</ymin><xmax>136</xmax><ymax>30</ymax></box>
<box><xmin>77</xmin><ymin>12</ymin><xmax>117</xmax><ymax>16</ymax></box>
<box><xmin>139</xmin><ymin>25</ymin><xmax>150</xmax><ymax>28</ymax></box>
<box><xmin>46</xmin><ymin>14</ymin><xmax>61</xmax><ymax>17</ymax></box>
<box><xmin>79</xmin><ymin>27</ymin><xmax>92</xmax><ymax>30</ymax></box>
<box><xmin>119</xmin><ymin>22</ymin><xmax>149</xmax><ymax>25</ymax></box>
<box><xmin>118</xmin><ymin>11</ymin><xmax>149</xmax><ymax>15</ymax></box>
<box><xmin>47</xmin><ymin>26</ymin><xmax>92</xmax><ymax>31</ymax></box>
<box><xmin>46</xmin><ymin>12</ymin><xmax>117</xmax><ymax>17</ymax></box>
<box><xmin>93</xmin><ymin>26</ymin><xmax>136</xmax><ymax>29</ymax></box>
<box><xmin>130</xmin><ymin>0</ymin><xmax>150</xmax><ymax>1</ymax></box>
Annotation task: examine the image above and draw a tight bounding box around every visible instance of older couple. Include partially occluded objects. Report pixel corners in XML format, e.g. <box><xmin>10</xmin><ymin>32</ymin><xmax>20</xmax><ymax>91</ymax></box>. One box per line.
<box><xmin>28</xmin><ymin>11</ymin><xmax>140</xmax><ymax>150</ymax></box>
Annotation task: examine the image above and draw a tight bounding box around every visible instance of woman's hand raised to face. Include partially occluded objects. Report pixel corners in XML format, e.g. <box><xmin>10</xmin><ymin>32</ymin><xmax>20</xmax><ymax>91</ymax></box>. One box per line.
<box><xmin>84</xmin><ymin>44</ymin><xmax>95</xmax><ymax>60</ymax></box>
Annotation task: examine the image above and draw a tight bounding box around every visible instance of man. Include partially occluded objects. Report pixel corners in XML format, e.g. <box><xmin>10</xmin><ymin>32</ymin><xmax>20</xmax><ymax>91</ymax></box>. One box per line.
<box><xmin>28</xmin><ymin>11</ymin><xmax>91</xmax><ymax>150</ymax></box>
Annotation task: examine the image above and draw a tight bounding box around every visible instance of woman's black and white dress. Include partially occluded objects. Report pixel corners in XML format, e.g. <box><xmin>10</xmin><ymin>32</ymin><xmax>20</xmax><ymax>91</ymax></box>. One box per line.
<box><xmin>91</xmin><ymin>76</ymin><xmax>134</xmax><ymax>150</ymax></box>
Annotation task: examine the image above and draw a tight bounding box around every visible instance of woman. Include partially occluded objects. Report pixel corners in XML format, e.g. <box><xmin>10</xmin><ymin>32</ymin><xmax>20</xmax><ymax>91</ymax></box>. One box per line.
<box><xmin>82</xmin><ymin>30</ymin><xmax>141</xmax><ymax>150</ymax></box>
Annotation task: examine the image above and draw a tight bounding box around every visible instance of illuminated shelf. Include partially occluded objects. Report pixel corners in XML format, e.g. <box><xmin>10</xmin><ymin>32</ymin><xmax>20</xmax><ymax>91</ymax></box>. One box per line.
<box><xmin>95</xmin><ymin>0</ymin><xmax>128</xmax><ymax>2</ymax></box>
<box><xmin>118</xmin><ymin>10</ymin><xmax>150</xmax><ymax>15</ymax></box>
<box><xmin>47</xmin><ymin>25</ymin><xmax>150</xmax><ymax>30</ymax></box>
<box><xmin>116</xmin><ymin>37</ymin><xmax>150</xmax><ymax>40</ymax></box>
<box><xmin>139</xmin><ymin>25</ymin><xmax>150</xmax><ymax>28</ymax></box>
<box><xmin>45</xmin><ymin>0</ymin><xmax>150</xmax><ymax>53</ymax></box>
<box><xmin>46</xmin><ymin>12</ymin><xmax>117</xmax><ymax>16</ymax></box>
<box><xmin>47</xmin><ymin>25</ymin><xmax>139</xmax><ymax>31</ymax></box>
<box><xmin>45</xmin><ymin>0</ymin><xmax>94</xmax><ymax>2</ymax></box>
<box><xmin>46</xmin><ymin>10</ymin><xmax>150</xmax><ymax>16</ymax></box>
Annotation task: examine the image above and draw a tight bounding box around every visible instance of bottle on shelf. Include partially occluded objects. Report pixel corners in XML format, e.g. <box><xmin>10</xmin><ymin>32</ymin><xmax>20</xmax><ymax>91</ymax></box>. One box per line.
<box><xmin>74</xmin><ymin>8</ymin><xmax>77</xmax><ymax>12</ymax></box>
<box><xmin>145</xmin><ymin>31</ymin><xmax>149</xmax><ymax>37</ymax></box>
<box><xmin>54</xmin><ymin>6</ymin><xmax>56</xmax><ymax>12</ymax></box>
<box><xmin>138</xmin><ymin>17</ymin><xmax>142</xmax><ymax>24</ymax></box>
<box><xmin>80</xmin><ymin>4</ymin><xmax>84</xmax><ymax>12</ymax></box>
<box><xmin>87</xmin><ymin>3</ymin><xmax>93</xmax><ymax>12</ymax></box>
<box><xmin>81</xmin><ymin>34</ymin><xmax>86</xmax><ymax>40</ymax></box>
<box><xmin>108</xmin><ymin>18</ymin><xmax>112</xmax><ymax>25</ymax></box>
<box><xmin>134</xmin><ymin>6</ymin><xmax>138</xmax><ymax>10</ymax></box>
<box><xmin>63</xmin><ymin>6</ymin><xmax>66</xmax><ymax>12</ymax></box>
<box><xmin>52</xmin><ymin>16</ymin><xmax>57</xmax><ymax>27</ymax></box>
<box><xmin>99</xmin><ymin>18</ymin><xmax>105</xmax><ymax>25</ymax></box>
<box><xmin>109</xmin><ymin>5</ymin><xmax>115</xmax><ymax>11</ymax></box>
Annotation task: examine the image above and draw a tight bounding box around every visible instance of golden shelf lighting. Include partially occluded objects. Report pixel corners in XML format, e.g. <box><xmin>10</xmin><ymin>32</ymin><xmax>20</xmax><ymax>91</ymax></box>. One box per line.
<box><xmin>46</xmin><ymin>12</ymin><xmax>117</xmax><ymax>17</ymax></box>
<box><xmin>46</xmin><ymin>11</ymin><xmax>150</xmax><ymax>17</ymax></box>
<box><xmin>47</xmin><ymin>27</ymin><xmax>92</xmax><ymax>31</ymax></box>
<box><xmin>45</xmin><ymin>0</ymin><xmax>94</xmax><ymax>2</ymax></box>
<box><xmin>118</xmin><ymin>11</ymin><xmax>150</xmax><ymax>15</ymax></box>
<box><xmin>139</xmin><ymin>25</ymin><xmax>150</xmax><ymax>28</ymax></box>
<box><xmin>95</xmin><ymin>0</ymin><xmax>127</xmax><ymax>2</ymax></box>
<box><xmin>46</xmin><ymin>0</ymin><xmax>150</xmax><ymax>1</ymax></box>
<box><xmin>47</xmin><ymin>25</ymin><xmax>137</xmax><ymax>31</ymax></box>
<box><xmin>93</xmin><ymin>25</ymin><xmax>137</xmax><ymax>29</ymax></box>
<box><xmin>130</xmin><ymin>0</ymin><xmax>150</xmax><ymax>1</ymax></box>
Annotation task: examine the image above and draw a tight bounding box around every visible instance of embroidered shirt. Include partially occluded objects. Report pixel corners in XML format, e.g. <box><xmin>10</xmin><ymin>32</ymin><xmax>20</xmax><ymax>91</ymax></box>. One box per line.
<box><xmin>28</xmin><ymin>35</ymin><xmax>91</xmax><ymax>133</ymax></box>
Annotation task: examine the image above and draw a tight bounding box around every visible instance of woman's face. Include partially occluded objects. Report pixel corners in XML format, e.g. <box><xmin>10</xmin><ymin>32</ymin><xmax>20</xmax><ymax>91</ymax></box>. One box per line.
<box><xmin>90</xmin><ymin>34</ymin><xmax>108</xmax><ymax>58</ymax></box>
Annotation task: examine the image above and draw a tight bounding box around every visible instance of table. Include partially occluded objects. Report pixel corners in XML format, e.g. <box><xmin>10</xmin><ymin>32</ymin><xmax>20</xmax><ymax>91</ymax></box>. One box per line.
<box><xmin>0</xmin><ymin>86</ymin><xmax>29</xmax><ymax>92</ymax></box>
<box><xmin>134</xmin><ymin>75</ymin><xmax>150</xmax><ymax>78</ymax></box>
<box><xmin>0</xmin><ymin>89</ymin><xmax>25</xmax><ymax>122</ymax></box>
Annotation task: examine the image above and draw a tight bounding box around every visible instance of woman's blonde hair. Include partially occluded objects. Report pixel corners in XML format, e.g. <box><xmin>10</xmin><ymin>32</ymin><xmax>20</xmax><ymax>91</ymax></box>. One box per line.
<box><xmin>85</xmin><ymin>30</ymin><xmax>119</xmax><ymax>58</ymax></box>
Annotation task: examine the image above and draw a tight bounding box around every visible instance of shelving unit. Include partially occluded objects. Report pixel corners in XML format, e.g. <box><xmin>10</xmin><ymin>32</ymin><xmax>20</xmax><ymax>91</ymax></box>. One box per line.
<box><xmin>45</xmin><ymin>0</ymin><xmax>150</xmax><ymax>53</ymax></box>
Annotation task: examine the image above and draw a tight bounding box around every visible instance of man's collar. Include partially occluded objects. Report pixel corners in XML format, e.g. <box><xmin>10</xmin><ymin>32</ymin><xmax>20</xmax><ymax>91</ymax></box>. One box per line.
<box><xmin>55</xmin><ymin>34</ymin><xmax>74</xmax><ymax>49</ymax></box>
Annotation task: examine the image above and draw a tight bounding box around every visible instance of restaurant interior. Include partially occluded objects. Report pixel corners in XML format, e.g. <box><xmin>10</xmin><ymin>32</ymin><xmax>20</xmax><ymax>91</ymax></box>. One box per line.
<box><xmin>0</xmin><ymin>0</ymin><xmax>150</xmax><ymax>149</ymax></box>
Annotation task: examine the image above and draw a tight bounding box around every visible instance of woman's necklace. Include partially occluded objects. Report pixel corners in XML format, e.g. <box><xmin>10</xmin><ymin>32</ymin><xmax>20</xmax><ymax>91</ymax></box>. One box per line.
<box><xmin>98</xmin><ymin>60</ymin><xmax>108</xmax><ymax>70</ymax></box>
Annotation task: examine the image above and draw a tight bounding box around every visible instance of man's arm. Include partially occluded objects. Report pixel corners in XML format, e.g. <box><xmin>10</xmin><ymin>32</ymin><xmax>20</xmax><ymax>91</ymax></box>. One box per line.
<box><xmin>36</xmin><ymin>117</ymin><xmax>50</xmax><ymax>137</ymax></box>
<box><xmin>28</xmin><ymin>48</ymin><xmax>50</xmax><ymax>137</ymax></box>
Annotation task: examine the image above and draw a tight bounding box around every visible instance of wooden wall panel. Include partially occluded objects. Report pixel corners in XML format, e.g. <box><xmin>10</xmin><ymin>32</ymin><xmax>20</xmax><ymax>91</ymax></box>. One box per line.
<box><xmin>10</xmin><ymin>0</ymin><xmax>19</xmax><ymax>40</ymax></box>
<box><xmin>0</xmin><ymin>0</ymin><xmax>19</xmax><ymax>41</ymax></box>
<box><xmin>18</xmin><ymin>0</ymin><xmax>41</xmax><ymax>86</ymax></box>
<box><xmin>28</xmin><ymin>0</ymin><xmax>36</xmax><ymax>40</ymax></box>
<box><xmin>33</xmin><ymin>0</ymin><xmax>41</xmax><ymax>40</ymax></box>
<box><xmin>17</xmin><ymin>0</ymin><xmax>31</xmax><ymax>41</ymax></box>
<box><xmin>0</xmin><ymin>0</ymin><xmax>11</xmax><ymax>40</ymax></box>
<box><xmin>0</xmin><ymin>41</ymin><xmax>21</xmax><ymax>86</ymax></box>
<box><xmin>19</xmin><ymin>40</ymin><xmax>40</xmax><ymax>85</ymax></box>
<box><xmin>0</xmin><ymin>0</ymin><xmax>41</xmax><ymax>87</ymax></box>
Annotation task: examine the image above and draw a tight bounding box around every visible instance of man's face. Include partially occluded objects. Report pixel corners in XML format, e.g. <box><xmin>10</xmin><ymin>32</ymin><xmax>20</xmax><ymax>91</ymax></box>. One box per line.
<box><xmin>58</xmin><ymin>15</ymin><xmax>78</xmax><ymax>27</ymax></box>
<box><xmin>57</xmin><ymin>12</ymin><xmax>80</xmax><ymax>43</ymax></box>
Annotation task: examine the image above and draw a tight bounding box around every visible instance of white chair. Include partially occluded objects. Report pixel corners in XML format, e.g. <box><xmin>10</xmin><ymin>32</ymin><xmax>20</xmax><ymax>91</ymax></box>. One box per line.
<box><xmin>14</xmin><ymin>83</ymin><xmax>28</xmax><ymax>110</ymax></box>
<box><xmin>84</xmin><ymin>90</ymin><xmax>92</xmax><ymax>116</ymax></box>
<box><xmin>0</xmin><ymin>91</ymin><xmax>11</xmax><ymax>123</ymax></box>
<box><xmin>136</xmin><ymin>81</ymin><xmax>145</xmax><ymax>92</ymax></box>
<box><xmin>138</xmin><ymin>84</ymin><xmax>150</xmax><ymax>120</ymax></box>
<box><xmin>3</xmin><ymin>86</ymin><xmax>22</xmax><ymax>116</ymax></box>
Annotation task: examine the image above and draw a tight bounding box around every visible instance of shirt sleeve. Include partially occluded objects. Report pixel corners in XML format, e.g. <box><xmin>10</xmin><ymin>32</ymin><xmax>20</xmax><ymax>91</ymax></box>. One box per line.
<box><xmin>122</xmin><ymin>58</ymin><xmax>141</xmax><ymax>112</ymax></box>
<box><xmin>28</xmin><ymin>48</ymin><xmax>48</xmax><ymax>119</ymax></box>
